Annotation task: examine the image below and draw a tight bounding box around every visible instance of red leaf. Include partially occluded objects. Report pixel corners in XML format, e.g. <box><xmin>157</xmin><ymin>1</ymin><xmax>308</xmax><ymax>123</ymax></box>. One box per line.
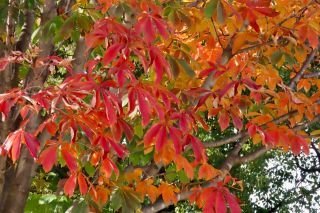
<box><xmin>46</xmin><ymin>121</ymin><xmax>57</xmax><ymax>136</ymax></box>
<box><xmin>218</xmin><ymin>111</ymin><xmax>230</xmax><ymax>131</ymax></box>
<box><xmin>169</xmin><ymin>127</ymin><xmax>182</xmax><ymax>154</ymax></box>
<box><xmin>189</xmin><ymin>135</ymin><xmax>206</xmax><ymax>162</ymax></box>
<box><xmin>101</xmin><ymin>157</ymin><xmax>119</xmax><ymax>178</ymax></box>
<box><xmin>155</xmin><ymin>126</ymin><xmax>167</xmax><ymax>151</ymax></box>
<box><xmin>247</xmin><ymin>124</ymin><xmax>257</xmax><ymax>137</ymax></box>
<box><xmin>64</xmin><ymin>174</ymin><xmax>77</xmax><ymax>197</ymax></box>
<box><xmin>78</xmin><ymin>173</ymin><xmax>88</xmax><ymax>195</ymax></box>
<box><xmin>138</xmin><ymin>92</ymin><xmax>151</xmax><ymax>126</ymax></box>
<box><xmin>144</xmin><ymin>124</ymin><xmax>161</xmax><ymax>146</ymax></box>
<box><xmin>38</xmin><ymin>145</ymin><xmax>58</xmax><ymax>172</ymax></box>
<box><xmin>215</xmin><ymin>191</ymin><xmax>227</xmax><ymax>213</ymax></box>
<box><xmin>153</xmin><ymin>18</ymin><xmax>169</xmax><ymax>39</ymax></box>
<box><xmin>102</xmin><ymin>43</ymin><xmax>124</xmax><ymax>65</ymax></box>
<box><xmin>107</xmin><ymin>137</ymin><xmax>128</xmax><ymax>158</ymax></box>
<box><xmin>119</xmin><ymin>120</ymin><xmax>134</xmax><ymax>141</ymax></box>
<box><xmin>231</xmin><ymin>113</ymin><xmax>243</xmax><ymax>130</ymax></box>
<box><xmin>61</xmin><ymin>148</ymin><xmax>78</xmax><ymax>172</ymax></box>
<box><xmin>103</xmin><ymin>92</ymin><xmax>117</xmax><ymax>125</ymax></box>
<box><xmin>11</xmin><ymin>135</ymin><xmax>22</xmax><ymax>163</ymax></box>
<box><xmin>1</xmin><ymin>130</ymin><xmax>23</xmax><ymax>162</ymax></box>
<box><xmin>23</xmin><ymin>132</ymin><xmax>40</xmax><ymax>158</ymax></box>
<box><xmin>144</xmin><ymin>17</ymin><xmax>156</xmax><ymax>43</ymax></box>
<box><xmin>224</xmin><ymin>191</ymin><xmax>241</xmax><ymax>213</ymax></box>
<box><xmin>252</xmin><ymin>7</ymin><xmax>279</xmax><ymax>17</ymax></box>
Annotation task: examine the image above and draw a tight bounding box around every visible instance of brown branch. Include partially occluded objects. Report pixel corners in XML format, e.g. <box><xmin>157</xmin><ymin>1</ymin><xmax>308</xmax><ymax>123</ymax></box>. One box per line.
<box><xmin>303</xmin><ymin>72</ymin><xmax>320</xmax><ymax>79</ymax></box>
<box><xmin>289</xmin><ymin>48</ymin><xmax>318</xmax><ymax>89</ymax></box>
<box><xmin>236</xmin><ymin>146</ymin><xmax>269</xmax><ymax>165</ymax></box>
<box><xmin>219</xmin><ymin>137</ymin><xmax>249</xmax><ymax>171</ymax></box>
<box><xmin>72</xmin><ymin>37</ymin><xmax>87</xmax><ymax>74</ymax></box>
<box><xmin>204</xmin><ymin>110</ymin><xmax>298</xmax><ymax>148</ymax></box>
<box><xmin>11</xmin><ymin>3</ymin><xmax>35</xmax><ymax>88</ymax></box>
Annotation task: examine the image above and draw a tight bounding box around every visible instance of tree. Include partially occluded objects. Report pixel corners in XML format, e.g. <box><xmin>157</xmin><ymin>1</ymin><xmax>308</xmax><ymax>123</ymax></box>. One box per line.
<box><xmin>0</xmin><ymin>0</ymin><xmax>319</xmax><ymax>212</ymax></box>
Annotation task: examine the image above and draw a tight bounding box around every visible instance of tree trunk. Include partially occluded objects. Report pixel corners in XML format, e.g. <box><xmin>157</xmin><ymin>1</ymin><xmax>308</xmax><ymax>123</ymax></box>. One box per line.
<box><xmin>0</xmin><ymin>1</ymin><xmax>56</xmax><ymax>212</ymax></box>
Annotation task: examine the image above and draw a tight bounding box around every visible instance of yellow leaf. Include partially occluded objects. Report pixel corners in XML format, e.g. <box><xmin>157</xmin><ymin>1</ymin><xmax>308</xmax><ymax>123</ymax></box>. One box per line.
<box><xmin>232</xmin><ymin>32</ymin><xmax>258</xmax><ymax>54</ymax></box>
<box><xmin>311</xmin><ymin>130</ymin><xmax>320</xmax><ymax>136</ymax></box>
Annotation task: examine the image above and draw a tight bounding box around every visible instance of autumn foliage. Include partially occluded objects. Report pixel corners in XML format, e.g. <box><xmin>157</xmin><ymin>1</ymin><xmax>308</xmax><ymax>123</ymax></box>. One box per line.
<box><xmin>0</xmin><ymin>0</ymin><xmax>319</xmax><ymax>212</ymax></box>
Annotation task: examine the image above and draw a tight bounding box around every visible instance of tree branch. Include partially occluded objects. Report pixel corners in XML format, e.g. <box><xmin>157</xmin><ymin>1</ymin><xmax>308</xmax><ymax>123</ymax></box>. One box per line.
<box><xmin>204</xmin><ymin>110</ymin><xmax>298</xmax><ymax>148</ymax></box>
<box><xmin>303</xmin><ymin>71</ymin><xmax>320</xmax><ymax>79</ymax></box>
<box><xmin>72</xmin><ymin>37</ymin><xmax>87</xmax><ymax>74</ymax></box>
<box><xmin>236</xmin><ymin>146</ymin><xmax>269</xmax><ymax>165</ymax></box>
<box><xmin>289</xmin><ymin>48</ymin><xmax>318</xmax><ymax>89</ymax></box>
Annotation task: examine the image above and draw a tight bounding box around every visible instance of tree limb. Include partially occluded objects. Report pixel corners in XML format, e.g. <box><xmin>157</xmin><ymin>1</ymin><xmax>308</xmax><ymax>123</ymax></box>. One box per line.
<box><xmin>204</xmin><ymin>110</ymin><xmax>298</xmax><ymax>148</ymax></box>
<box><xmin>289</xmin><ymin>48</ymin><xmax>318</xmax><ymax>89</ymax></box>
<box><xmin>236</xmin><ymin>146</ymin><xmax>269</xmax><ymax>165</ymax></box>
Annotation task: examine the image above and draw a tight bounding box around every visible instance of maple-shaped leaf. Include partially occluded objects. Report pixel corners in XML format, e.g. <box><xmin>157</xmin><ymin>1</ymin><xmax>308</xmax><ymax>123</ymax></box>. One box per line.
<box><xmin>198</xmin><ymin>164</ymin><xmax>220</xmax><ymax>181</ymax></box>
<box><xmin>136</xmin><ymin>179</ymin><xmax>159</xmax><ymax>203</ymax></box>
<box><xmin>64</xmin><ymin>174</ymin><xmax>77</xmax><ymax>197</ymax></box>
<box><xmin>174</xmin><ymin>155</ymin><xmax>194</xmax><ymax>179</ymax></box>
<box><xmin>78</xmin><ymin>173</ymin><xmax>88</xmax><ymax>195</ymax></box>
<box><xmin>90</xmin><ymin>186</ymin><xmax>110</xmax><ymax>207</ymax></box>
<box><xmin>38</xmin><ymin>145</ymin><xmax>58</xmax><ymax>173</ymax></box>
<box><xmin>158</xmin><ymin>183</ymin><xmax>179</xmax><ymax>205</ymax></box>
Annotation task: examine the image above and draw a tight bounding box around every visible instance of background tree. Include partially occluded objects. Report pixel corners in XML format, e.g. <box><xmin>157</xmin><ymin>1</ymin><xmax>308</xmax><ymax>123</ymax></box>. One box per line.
<box><xmin>0</xmin><ymin>0</ymin><xmax>319</xmax><ymax>212</ymax></box>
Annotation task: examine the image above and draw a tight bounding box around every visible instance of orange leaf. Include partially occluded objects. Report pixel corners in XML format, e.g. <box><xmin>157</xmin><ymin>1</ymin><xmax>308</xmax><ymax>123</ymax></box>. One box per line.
<box><xmin>136</xmin><ymin>179</ymin><xmax>159</xmax><ymax>203</ymax></box>
<box><xmin>198</xmin><ymin>164</ymin><xmax>220</xmax><ymax>181</ymax></box>
<box><xmin>158</xmin><ymin>183</ymin><xmax>179</xmax><ymax>205</ymax></box>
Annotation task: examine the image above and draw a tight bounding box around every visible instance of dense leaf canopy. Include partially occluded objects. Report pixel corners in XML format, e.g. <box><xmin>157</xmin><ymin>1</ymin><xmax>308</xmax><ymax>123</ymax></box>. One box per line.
<box><xmin>0</xmin><ymin>0</ymin><xmax>319</xmax><ymax>212</ymax></box>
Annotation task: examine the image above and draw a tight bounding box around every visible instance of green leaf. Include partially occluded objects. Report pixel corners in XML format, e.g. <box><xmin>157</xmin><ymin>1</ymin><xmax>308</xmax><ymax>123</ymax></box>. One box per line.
<box><xmin>38</xmin><ymin>194</ymin><xmax>57</xmax><ymax>205</ymax></box>
<box><xmin>177</xmin><ymin>59</ymin><xmax>195</xmax><ymax>77</ymax></box>
<box><xmin>271</xmin><ymin>51</ymin><xmax>283</xmax><ymax>65</ymax></box>
<box><xmin>110</xmin><ymin>188</ymin><xmax>142</xmax><ymax>213</ymax></box>
<box><xmin>283</xmin><ymin>53</ymin><xmax>296</xmax><ymax>65</ymax></box>
<box><xmin>84</xmin><ymin>163</ymin><xmax>95</xmax><ymax>177</ymax></box>
<box><xmin>167</xmin><ymin>55</ymin><xmax>180</xmax><ymax>78</ymax></box>
<box><xmin>134</xmin><ymin>124</ymin><xmax>144</xmax><ymax>138</ymax></box>
<box><xmin>165</xmin><ymin>164</ymin><xmax>177</xmax><ymax>182</ymax></box>
<box><xmin>110</xmin><ymin>189</ymin><xmax>122</xmax><ymax>211</ymax></box>
<box><xmin>204</xmin><ymin>0</ymin><xmax>218</xmax><ymax>19</ymax></box>
<box><xmin>178</xmin><ymin>170</ymin><xmax>190</xmax><ymax>183</ymax></box>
